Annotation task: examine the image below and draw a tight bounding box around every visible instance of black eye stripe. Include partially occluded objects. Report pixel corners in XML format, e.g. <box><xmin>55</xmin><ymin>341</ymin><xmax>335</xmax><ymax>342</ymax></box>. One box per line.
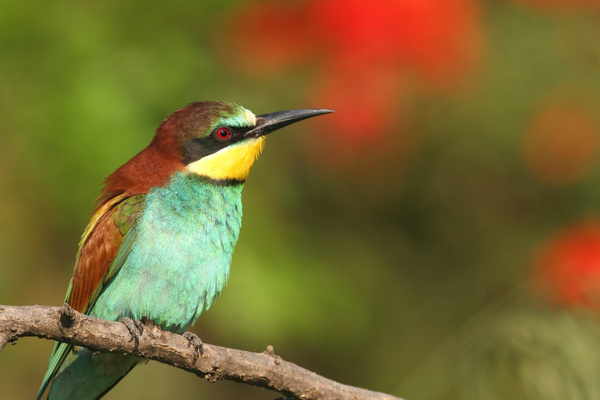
<box><xmin>182</xmin><ymin>126</ymin><xmax>254</xmax><ymax>165</ymax></box>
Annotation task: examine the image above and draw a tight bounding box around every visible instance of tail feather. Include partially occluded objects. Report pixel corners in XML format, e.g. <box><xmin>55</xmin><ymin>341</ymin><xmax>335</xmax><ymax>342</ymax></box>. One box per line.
<box><xmin>36</xmin><ymin>342</ymin><xmax>72</xmax><ymax>400</ymax></box>
<box><xmin>94</xmin><ymin>363</ymin><xmax>137</xmax><ymax>400</ymax></box>
<box><xmin>37</xmin><ymin>346</ymin><xmax>144</xmax><ymax>400</ymax></box>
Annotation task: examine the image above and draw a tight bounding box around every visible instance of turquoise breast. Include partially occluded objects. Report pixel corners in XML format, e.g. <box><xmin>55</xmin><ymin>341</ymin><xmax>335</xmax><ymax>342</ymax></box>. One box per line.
<box><xmin>90</xmin><ymin>172</ymin><xmax>244</xmax><ymax>333</ymax></box>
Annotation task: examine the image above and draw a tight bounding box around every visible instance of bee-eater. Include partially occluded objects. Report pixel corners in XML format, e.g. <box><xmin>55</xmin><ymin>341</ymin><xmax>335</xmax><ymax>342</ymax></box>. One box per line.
<box><xmin>36</xmin><ymin>101</ymin><xmax>332</xmax><ymax>400</ymax></box>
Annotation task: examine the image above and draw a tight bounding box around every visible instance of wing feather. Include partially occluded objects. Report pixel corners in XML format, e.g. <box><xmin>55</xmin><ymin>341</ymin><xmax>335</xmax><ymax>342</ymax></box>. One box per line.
<box><xmin>36</xmin><ymin>194</ymin><xmax>146</xmax><ymax>400</ymax></box>
<box><xmin>66</xmin><ymin>194</ymin><xmax>127</xmax><ymax>312</ymax></box>
<box><xmin>67</xmin><ymin>194</ymin><xmax>145</xmax><ymax>313</ymax></box>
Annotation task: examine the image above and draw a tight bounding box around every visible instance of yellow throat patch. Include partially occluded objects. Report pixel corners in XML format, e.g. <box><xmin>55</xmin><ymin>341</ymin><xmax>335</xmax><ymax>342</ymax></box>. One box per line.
<box><xmin>185</xmin><ymin>137</ymin><xmax>266</xmax><ymax>181</ymax></box>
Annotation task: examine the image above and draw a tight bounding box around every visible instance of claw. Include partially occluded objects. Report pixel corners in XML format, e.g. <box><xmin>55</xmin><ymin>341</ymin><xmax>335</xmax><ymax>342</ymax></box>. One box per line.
<box><xmin>182</xmin><ymin>332</ymin><xmax>204</xmax><ymax>363</ymax></box>
<box><xmin>121</xmin><ymin>318</ymin><xmax>145</xmax><ymax>351</ymax></box>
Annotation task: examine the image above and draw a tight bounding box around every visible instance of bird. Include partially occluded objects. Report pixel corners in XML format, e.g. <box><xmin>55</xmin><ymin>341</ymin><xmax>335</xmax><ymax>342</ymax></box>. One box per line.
<box><xmin>36</xmin><ymin>101</ymin><xmax>333</xmax><ymax>400</ymax></box>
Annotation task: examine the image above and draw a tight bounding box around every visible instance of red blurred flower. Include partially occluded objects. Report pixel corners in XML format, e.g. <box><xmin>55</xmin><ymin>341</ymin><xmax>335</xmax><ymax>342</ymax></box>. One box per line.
<box><xmin>534</xmin><ymin>221</ymin><xmax>600</xmax><ymax>309</ymax></box>
<box><xmin>311</xmin><ymin>65</ymin><xmax>403</xmax><ymax>144</ymax></box>
<box><xmin>522</xmin><ymin>101</ymin><xmax>599</xmax><ymax>185</ymax></box>
<box><xmin>308</xmin><ymin>0</ymin><xmax>481</xmax><ymax>88</ymax></box>
<box><xmin>225</xmin><ymin>0</ymin><xmax>482</xmax><ymax>146</ymax></box>
<box><xmin>223</xmin><ymin>3</ymin><xmax>314</xmax><ymax>74</ymax></box>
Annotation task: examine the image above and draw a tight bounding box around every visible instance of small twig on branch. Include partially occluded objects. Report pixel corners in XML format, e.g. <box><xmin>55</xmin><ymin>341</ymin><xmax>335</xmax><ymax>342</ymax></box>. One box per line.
<box><xmin>0</xmin><ymin>304</ymin><xmax>403</xmax><ymax>400</ymax></box>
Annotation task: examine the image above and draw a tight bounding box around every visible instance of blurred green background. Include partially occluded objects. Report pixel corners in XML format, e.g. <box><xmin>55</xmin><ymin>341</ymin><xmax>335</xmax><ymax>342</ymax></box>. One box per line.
<box><xmin>3</xmin><ymin>0</ymin><xmax>600</xmax><ymax>399</ymax></box>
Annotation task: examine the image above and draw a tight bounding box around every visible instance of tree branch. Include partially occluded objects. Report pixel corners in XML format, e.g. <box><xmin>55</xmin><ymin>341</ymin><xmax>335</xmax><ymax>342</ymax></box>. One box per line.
<box><xmin>0</xmin><ymin>304</ymin><xmax>402</xmax><ymax>400</ymax></box>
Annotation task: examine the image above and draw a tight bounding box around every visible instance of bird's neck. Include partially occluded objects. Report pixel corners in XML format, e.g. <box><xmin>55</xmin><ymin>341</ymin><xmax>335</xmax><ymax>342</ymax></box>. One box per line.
<box><xmin>101</xmin><ymin>138</ymin><xmax>184</xmax><ymax>201</ymax></box>
<box><xmin>146</xmin><ymin>171</ymin><xmax>245</xmax><ymax>226</ymax></box>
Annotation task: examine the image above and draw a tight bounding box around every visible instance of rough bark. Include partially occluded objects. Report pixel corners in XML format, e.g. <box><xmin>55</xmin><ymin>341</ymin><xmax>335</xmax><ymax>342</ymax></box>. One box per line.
<box><xmin>0</xmin><ymin>304</ymin><xmax>402</xmax><ymax>400</ymax></box>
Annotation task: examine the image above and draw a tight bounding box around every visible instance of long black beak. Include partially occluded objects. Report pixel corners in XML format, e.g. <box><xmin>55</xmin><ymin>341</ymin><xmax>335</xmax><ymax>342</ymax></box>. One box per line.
<box><xmin>244</xmin><ymin>109</ymin><xmax>334</xmax><ymax>138</ymax></box>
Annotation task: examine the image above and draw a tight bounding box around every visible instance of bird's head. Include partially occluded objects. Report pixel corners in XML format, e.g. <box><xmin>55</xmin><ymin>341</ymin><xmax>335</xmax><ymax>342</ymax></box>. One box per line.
<box><xmin>158</xmin><ymin>101</ymin><xmax>332</xmax><ymax>182</ymax></box>
<box><xmin>103</xmin><ymin>102</ymin><xmax>332</xmax><ymax>198</ymax></box>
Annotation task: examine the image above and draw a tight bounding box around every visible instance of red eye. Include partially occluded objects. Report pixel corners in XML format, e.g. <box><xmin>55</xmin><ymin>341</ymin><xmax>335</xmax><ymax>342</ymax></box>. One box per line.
<box><xmin>215</xmin><ymin>127</ymin><xmax>231</xmax><ymax>141</ymax></box>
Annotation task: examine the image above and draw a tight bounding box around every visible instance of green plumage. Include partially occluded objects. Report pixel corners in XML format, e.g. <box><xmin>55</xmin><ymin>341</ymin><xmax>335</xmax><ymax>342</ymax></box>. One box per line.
<box><xmin>41</xmin><ymin>172</ymin><xmax>243</xmax><ymax>399</ymax></box>
<box><xmin>92</xmin><ymin>172</ymin><xmax>242</xmax><ymax>330</ymax></box>
<box><xmin>45</xmin><ymin>173</ymin><xmax>243</xmax><ymax>399</ymax></box>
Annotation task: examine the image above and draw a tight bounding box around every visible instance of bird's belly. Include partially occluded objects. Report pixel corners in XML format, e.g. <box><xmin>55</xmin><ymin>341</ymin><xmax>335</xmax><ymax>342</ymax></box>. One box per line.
<box><xmin>90</xmin><ymin>213</ymin><xmax>237</xmax><ymax>333</ymax></box>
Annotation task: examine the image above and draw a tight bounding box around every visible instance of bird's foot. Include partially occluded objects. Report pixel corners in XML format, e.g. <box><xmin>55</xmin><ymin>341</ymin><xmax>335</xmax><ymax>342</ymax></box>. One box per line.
<box><xmin>120</xmin><ymin>317</ymin><xmax>145</xmax><ymax>351</ymax></box>
<box><xmin>182</xmin><ymin>331</ymin><xmax>204</xmax><ymax>364</ymax></box>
